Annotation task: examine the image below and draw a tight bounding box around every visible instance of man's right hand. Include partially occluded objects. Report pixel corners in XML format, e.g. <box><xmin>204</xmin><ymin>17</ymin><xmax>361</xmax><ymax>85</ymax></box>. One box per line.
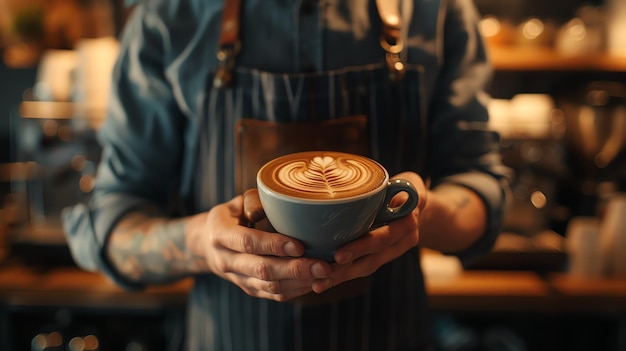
<box><xmin>188</xmin><ymin>195</ymin><xmax>332</xmax><ymax>302</ymax></box>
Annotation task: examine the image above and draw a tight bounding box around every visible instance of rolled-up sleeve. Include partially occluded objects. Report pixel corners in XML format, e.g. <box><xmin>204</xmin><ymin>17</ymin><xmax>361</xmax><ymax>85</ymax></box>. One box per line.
<box><xmin>62</xmin><ymin>4</ymin><xmax>185</xmax><ymax>289</ymax></box>
<box><xmin>426</xmin><ymin>0</ymin><xmax>511</xmax><ymax>264</ymax></box>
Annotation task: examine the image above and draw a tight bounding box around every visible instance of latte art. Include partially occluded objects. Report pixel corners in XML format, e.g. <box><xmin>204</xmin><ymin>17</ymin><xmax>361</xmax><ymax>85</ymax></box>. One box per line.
<box><xmin>258</xmin><ymin>151</ymin><xmax>387</xmax><ymax>200</ymax></box>
<box><xmin>278</xmin><ymin>156</ymin><xmax>372</xmax><ymax>197</ymax></box>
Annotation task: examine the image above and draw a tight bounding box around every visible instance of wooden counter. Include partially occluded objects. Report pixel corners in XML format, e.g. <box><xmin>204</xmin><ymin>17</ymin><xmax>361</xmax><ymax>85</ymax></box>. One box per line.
<box><xmin>425</xmin><ymin>270</ymin><xmax>550</xmax><ymax>312</ymax></box>
<box><xmin>0</xmin><ymin>262</ymin><xmax>193</xmax><ymax>310</ymax></box>
<box><xmin>426</xmin><ymin>270</ymin><xmax>626</xmax><ymax>313</ymax></box>
<box><xmin>1</xmin><ymin>259</ymin><xmax>625</xmax><ymax>314</ymax></box>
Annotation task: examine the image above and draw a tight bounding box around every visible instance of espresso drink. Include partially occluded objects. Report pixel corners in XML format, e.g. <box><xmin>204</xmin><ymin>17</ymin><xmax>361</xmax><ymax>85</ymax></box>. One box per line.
<box><xmin>257</xmin><ymin>150</ymin><xmax>418</xmax><ymax>264</ymax></box>
<box><xmin>257</xmin><ymin>151</ymin><xmax>387</xmax><ymax>201</ymax></box>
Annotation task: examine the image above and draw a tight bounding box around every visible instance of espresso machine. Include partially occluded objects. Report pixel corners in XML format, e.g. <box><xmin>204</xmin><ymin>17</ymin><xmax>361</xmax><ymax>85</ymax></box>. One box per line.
<box><xmin>556</xmin><ymin>80</ymin><xmax>626</xmax><ymax>219</ymax></box>
<box><xmin>6</xmin><ymin>99</ymin><xmax>102</xmax><ymax>265</ymax></box>
<box><xmin>3</xmin><ymin>38</ymin><xmax>118</xmax><ymax>265</ymax></box>
<box><xmin>465</xmin><ymin>93</ymin><xmax>570</xmax><ymax>271</ymax></box>
<box><xmin>469</xmin><ymin>83</ymin><xmax>626</xmax><ymax>272</ymax></box>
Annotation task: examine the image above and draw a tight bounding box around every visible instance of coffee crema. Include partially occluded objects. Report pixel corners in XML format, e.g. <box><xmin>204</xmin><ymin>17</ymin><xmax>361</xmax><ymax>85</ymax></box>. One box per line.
<box><xmin>258</xmin><ymin>151</ymin><xmax>387</xmax><ymax>200</ymax></box>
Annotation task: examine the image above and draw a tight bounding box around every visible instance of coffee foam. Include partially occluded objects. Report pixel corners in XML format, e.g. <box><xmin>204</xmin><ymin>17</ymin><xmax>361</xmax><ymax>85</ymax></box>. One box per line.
<box><xmin>258</xmin><ymin>151</ymin><xmax>387</xmax><ymax>200</ymax></box>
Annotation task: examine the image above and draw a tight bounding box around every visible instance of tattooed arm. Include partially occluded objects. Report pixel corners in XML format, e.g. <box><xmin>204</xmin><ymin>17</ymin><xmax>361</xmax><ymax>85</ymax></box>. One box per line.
<box><xmin>105</xmin><ymin>196</ymin><xmax>333</xmax><ymax>301</ymax></box>
<box><xmin>106</xmin><ymin>205</ymin><xmax>208</xmax><ymax>284</ymax></box>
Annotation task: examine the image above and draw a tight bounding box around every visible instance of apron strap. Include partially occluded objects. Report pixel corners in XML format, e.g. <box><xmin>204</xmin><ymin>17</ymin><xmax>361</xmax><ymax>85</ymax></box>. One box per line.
<box><xmin>375</xmin><ymin>0</ymin><xmax>406</xmax><ymax>81</ymax></box>
<box><xmin>213</xmin><ymin>0</ymin><xmax>242</xmax><ymax>88</ymax></box>
<box><xmin>213</xmin><ymin>0</ymin><xmax>407</xmax><ymax>88</ymax></box>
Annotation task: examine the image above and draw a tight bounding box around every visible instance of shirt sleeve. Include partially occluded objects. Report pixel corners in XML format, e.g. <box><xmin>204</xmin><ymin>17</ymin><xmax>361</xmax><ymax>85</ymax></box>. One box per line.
<box><xmin>425</xmin><ymin>0</ymin><xmax>512</xmax><ymax>265</ymax></box>
<box><xmin>62</xmin><ymin>4</ymin><xmax>185</xmax><ymax>289</ymax></box>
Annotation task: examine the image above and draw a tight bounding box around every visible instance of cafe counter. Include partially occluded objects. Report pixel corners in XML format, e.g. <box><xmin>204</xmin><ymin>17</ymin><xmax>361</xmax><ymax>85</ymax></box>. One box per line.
<box><xmin>2</xmin><ymin>253</ymin><xmax>625</xmax><ymax>311</ymax></box>
<box><xmin>0</xmin><ymin>252</ymin><xmax>625</xmax><ymax>350</ymax></box>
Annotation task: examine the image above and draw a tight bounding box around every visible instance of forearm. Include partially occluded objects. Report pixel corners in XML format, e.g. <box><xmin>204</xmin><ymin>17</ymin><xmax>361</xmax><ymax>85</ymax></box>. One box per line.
<box><xmin>106</xmin><ymin>206</ymin><xmax>209</xmax><ymax>285</ymax></box>
<box><xmin>418</xmin><ymin>184</ymin><xmax>487</xmax><ymax>254</ymax></box>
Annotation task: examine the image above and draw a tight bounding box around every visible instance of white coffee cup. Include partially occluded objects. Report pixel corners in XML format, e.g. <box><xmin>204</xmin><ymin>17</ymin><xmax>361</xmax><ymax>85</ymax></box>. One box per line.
<box><xmin>600</xmin><ymin>193</ymin><xmax>626</xmax><ymax>276</ymax></box>
<box><xmin>566</xmin><ymin>216</ymin><xmax>604</xmax><ymax>278</ymax></box>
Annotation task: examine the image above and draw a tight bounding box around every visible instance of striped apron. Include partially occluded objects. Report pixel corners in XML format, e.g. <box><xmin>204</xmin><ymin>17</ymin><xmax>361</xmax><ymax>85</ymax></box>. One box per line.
<box><xmin>185</xmin><ymin>60</ymin><xmax>435</xmax><ymax>350</ymax></box>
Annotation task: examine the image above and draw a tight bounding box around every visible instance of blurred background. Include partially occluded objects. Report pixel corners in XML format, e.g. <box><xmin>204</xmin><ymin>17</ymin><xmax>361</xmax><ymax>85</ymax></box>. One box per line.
<box><xmin>0</xmin><ymin>0</ymin><xmax>625</xmax><ymax>350</ymax></box>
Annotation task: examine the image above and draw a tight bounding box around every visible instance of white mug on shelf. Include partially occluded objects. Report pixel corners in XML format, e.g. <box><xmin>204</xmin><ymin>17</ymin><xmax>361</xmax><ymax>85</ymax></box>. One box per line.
<box><xmin>600</xmin><ymin>193</ymin><xmax>626</xmax><ymax>276</ymax></box>
<box><xmin>34</xmin><ymin>49</ymin><xmax>78</xmax><ymax>102</ymax></box>
<box><xmin>565</xmin><ymin>216</ymin><xmax>604</xmax><ymax>278</ymax></box>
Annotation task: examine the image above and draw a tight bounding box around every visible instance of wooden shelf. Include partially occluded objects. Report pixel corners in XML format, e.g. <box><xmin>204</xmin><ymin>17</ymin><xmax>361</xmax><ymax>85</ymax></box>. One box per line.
<box><xmin>488</xmin><ymin>45</ymin><xmax>626</xmax><ymax>72</ymax></box>
<box><xmin>0</xmin><ymin>263</ymin><xmax>193</xmax><ymax>310</ymax></box>
<box><xmin>18</xmin><ymin>101</ymin><xmax>106</xmax><ymax>129</ymax></box>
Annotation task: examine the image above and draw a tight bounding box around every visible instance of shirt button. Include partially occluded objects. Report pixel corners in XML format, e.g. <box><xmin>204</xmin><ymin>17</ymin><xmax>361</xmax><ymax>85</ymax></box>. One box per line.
<box><xmin>300</xmin><ymin>1</ymin><xmax>315</xmax><ymax>15</ymax></box>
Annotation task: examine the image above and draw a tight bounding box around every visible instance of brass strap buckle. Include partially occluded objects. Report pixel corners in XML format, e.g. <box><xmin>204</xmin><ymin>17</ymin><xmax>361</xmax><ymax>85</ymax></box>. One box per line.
<box><xmin>376</xmin><ymin>0</ymin><xmax>405</xmax><ymax>82</ymax></box>
<box><xmin>381</xmin><ymin>34</ymin><xmax>405</xmax><ymax>82</ymax></box>
<box><xmin>213</xmin><ymin>0</ymin><xmax>242</xmax><ymax>89</ymax></box>
<box><xmin>214</xmin><ymin>43</ymin><xmax>240</xmax><ymax>89</ymax></box>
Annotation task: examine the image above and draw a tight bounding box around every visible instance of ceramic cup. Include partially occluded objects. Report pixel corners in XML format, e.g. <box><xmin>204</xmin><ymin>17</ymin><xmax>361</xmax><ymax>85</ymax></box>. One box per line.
<box><xmin>257</xmin><ymin>151</ymin><xmax>418</xmax><ymax>261</ymax></box>
<box><xmin>600</xmin><ymin>193</ymin><xmax>626</xmax><ymax>276</ymax></box>
<box><xmin>565</xmin><ymin>216</ymin><xmax>604</xmax><ymax>278</ymax></box>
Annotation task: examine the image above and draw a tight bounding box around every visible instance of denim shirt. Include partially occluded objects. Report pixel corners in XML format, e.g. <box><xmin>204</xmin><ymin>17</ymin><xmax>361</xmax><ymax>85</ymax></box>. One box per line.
<box><xmin>62</xmin><ymin>0</ymin><xmax>509</xmax><ymax>349</ymax></box>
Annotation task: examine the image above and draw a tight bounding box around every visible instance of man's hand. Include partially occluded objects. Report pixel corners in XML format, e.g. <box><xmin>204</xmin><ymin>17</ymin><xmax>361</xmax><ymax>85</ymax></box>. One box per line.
<box><xmin>189</xmin><ymin>195</ymin><xmax>332</xmax><ymax>302</ymax></box>
<box><xmin>311</xmin><ymin>171</ymin><xmax>428</xmax><ymax>294</ymax></box>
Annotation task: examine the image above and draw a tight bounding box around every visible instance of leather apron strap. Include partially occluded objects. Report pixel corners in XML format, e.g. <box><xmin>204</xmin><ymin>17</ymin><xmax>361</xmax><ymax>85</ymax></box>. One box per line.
<box><xmin>212</xmin><ymin>0</ymin><xmax>406</xmax><ymax>88</ymax></box>
<box><xmin>213</xmin><ymin>0</ymin><xmax>242</xmax><ymax>88</ymax></box>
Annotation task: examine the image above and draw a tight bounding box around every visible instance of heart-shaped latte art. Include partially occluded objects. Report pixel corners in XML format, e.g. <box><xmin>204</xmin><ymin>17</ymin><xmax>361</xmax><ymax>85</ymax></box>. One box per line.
<box><xmin>277</xmin><ymin>155</ymin><xmax>372</xmax><ymax>197</ymax></box>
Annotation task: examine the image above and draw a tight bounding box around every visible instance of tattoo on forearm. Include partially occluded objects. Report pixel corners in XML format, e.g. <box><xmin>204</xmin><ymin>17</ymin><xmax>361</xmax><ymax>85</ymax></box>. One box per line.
<box><xmin>108</xmin><ymin>209</ymin><xmax>205</xmax><ymax>283</ymax></box>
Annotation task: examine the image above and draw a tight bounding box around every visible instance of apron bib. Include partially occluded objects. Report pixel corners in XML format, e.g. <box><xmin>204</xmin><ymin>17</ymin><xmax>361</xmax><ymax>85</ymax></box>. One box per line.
<box><xmin>195</xmin><ymin>64</ymin><xmax>426</xmax><ymax>210</ymax></box>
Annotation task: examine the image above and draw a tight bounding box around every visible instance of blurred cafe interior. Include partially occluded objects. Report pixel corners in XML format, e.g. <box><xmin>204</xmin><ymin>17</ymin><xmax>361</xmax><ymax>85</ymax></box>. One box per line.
<box><xmin>0</xmin><ymin>0</ymin><xmax>626</xmax><ymax>350</ymax></box>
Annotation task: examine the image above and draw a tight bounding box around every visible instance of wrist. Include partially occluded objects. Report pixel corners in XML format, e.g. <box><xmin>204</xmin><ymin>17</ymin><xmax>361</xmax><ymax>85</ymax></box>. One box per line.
<box><xmin>418</xmin><ymin>184</ymin><xmax>486</xmax><ymax>254</ymax></box>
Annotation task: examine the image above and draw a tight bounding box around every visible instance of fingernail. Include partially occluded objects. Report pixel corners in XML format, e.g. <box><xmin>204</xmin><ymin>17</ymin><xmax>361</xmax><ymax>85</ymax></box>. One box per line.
<box><xmin>311</xmin><ymin>262</ymin><xmax>328</xmax><ymax>278</ymax></box>
<box><xmin>335</xmin><ymin>252</ymin><xmax>353</xmax><ymax>265</ymax></box>
<box><xmin>314</xmin><ymin>279</ymin><xmax>332</xmax><ymax>293</ymax></box>
<box><xmin>283</xmin><ymin>242</ymin><xmax>300</xmax><ymax>257</ymax></box>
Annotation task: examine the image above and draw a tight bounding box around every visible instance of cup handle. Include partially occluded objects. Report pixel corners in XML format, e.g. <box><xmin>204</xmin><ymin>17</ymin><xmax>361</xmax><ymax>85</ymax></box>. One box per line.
<box><xmin>371</xmin><ymin>179</ymin><xmax>419</xmax><ymax>229</ymax></box>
